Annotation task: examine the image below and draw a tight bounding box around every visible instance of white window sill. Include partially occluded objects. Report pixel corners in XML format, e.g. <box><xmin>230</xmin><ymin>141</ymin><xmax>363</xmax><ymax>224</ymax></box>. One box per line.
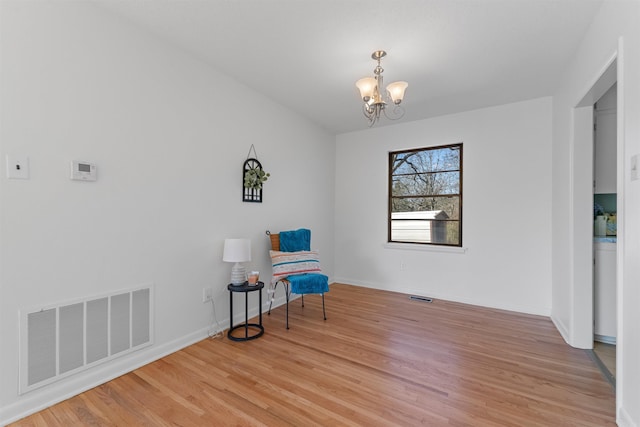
<box><xmin>383</xmin><ymin>242</ymin><xmax>468</xmax><ymax>254</ymax></box>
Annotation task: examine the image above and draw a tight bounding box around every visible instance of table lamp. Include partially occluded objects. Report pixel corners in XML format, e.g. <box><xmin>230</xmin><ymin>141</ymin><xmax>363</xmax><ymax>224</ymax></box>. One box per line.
<box><xmin>223</xmin><ymin>238</ymin><xmax>251</xmax><ymax>285</ymax></box>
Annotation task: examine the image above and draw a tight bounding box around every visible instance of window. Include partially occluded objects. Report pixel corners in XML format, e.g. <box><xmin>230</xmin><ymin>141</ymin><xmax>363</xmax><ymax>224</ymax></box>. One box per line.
<box><xmin>389</xmin><ymin>143</ymin><xmax>462</xmax><ymax>246</ymax></box>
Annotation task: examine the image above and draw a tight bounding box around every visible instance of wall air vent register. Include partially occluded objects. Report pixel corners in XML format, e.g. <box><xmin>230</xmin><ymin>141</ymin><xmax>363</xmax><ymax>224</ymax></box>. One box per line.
<box><xmin>19</xmin><ymin>285</ymin><xmax>153</xmax><ymax>394</ymax></box>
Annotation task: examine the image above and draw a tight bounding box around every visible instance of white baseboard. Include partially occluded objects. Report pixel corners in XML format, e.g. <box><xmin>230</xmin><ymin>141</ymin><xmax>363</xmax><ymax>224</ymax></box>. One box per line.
<box><xmin>333</xmin><ymin>277</ymin><xmax>550</xmax><ymax>316</ymax></box>
<box><xmin>618</xmin><ymin>406</ymin><xmax>638</xmax><ymax>427</ymax></box>
<box><xmin>550</xmin><ymin>314</ymin><xmax>571</xmax><ymax>346</ymax></box>
<box><xmin>594</xmin><ymin>334</ymin><xmax>617</xmax><ymax>345</ymax></box>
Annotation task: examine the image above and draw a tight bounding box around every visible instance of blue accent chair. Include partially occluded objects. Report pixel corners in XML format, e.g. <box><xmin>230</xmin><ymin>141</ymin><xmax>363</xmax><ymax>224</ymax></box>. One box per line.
<box><xmin>266</xmin><ymin>230</ymin><xmax>328</xmax><ymax>329</ymax></box>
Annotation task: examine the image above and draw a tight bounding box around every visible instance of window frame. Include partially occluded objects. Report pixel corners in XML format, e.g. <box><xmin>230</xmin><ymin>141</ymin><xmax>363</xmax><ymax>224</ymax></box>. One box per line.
<box><xmin>388</xmin><ymin>143</ymin><xmax>463</xmax><ymax>247</ymax></box>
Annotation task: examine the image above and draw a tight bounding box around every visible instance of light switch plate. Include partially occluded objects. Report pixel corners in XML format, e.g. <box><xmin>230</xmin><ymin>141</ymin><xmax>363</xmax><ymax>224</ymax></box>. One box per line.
<box><xmin>6</xmin><ymin>155</ymin><xmax>29</xmax><ymax>179</ymax></box>
<box><xmin>631</xmin><ymin>154</ymin><xmax>638</xmax><ymax>181</ymax></box>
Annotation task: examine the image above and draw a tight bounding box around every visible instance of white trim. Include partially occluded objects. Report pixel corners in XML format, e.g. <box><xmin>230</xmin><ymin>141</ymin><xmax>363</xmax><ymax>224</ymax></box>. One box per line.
<box><xmin>569</xmin><ymin>105</ymin><xmax>594</xmax><ymax>349</ymax></box>
<box><xmin>551</xmin><ymin>314</ymin><xmax>571</xmax><ymax>346</ymax></box>
<box><xmin>383</xmin><ymin>242</ymin><xmax>467</xmax><ymax>254</ymax></box>
<box><xmin>594</xmin><ymin>334</ymin><xmax>616</xmax><ymax>345</ymax></box>
<box><xmin>567</xmin><ymin>100</ymin><xmax>576</xmax><ymax>344</ymax></box>
<box><xmin>575</xmin><ymin>51</ymin><xmax>618</xmax><ymax>107</ymax></box>
<box><xmin>615</xmin><ymin>35</ymin><xmax>626</xmax><ymax>426</ymax></box>
<box><xmin>567</xmin><ymin>47</ymin><xmax>622</xmax><ymax>350</ymax></box>
<box><xmin>618</xmin><ymin>406</ymin><xmax>637</xmax><ymax>427</ymax></box>
<box><xmin>334</xmin><ymin>279</ymin><xmax>549</xmax><ymax>316</ymax></box>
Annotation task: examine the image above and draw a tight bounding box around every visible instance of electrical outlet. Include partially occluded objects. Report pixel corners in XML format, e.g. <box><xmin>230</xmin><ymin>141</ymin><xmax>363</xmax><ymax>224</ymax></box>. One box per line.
<box><xmin>202</xmin><ymin>287</ymin><xmax>213</xmax><ymax>303</ymax></box>
<box><xmin>400</xmin><ymin>261</ymin><xmax>406</xmax><ymax>271</ymax></box>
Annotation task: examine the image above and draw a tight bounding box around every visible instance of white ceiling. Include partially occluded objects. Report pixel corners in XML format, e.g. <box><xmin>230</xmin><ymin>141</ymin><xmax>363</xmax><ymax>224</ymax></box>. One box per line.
<box><xmin>96</xmin><ymin>0</ymin><xmax>603</xmax><ymax>134</ymax></box>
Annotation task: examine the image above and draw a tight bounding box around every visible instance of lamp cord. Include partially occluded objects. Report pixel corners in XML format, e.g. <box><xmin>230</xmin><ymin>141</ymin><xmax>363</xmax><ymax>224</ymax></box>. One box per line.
<box><xmin>207</xmin><ymin>298</ymin><xmax>224</xmax><ymax>339</ymax></box>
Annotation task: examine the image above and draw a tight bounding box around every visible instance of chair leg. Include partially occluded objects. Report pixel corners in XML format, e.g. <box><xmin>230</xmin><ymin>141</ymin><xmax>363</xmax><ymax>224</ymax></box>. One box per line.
<box><xmin>268</xmin><ymin>281</ymin><xmax>281</xmax><ymax>315</ymax></box>
<box><xmin>300</xmin><ymin>293</ymin><xmax>326</xmax><ymax>320</ymax></box>
<box><xmin>322</xmin><ymin>293</ymin><xmax>326</xmax><ymax>320</ymax></box>
<box><xmin>268</xmin><ymin>281</ymin><xmax>290</xmax><ymax>330</ymax></box>
<box><xmin>285</xmin><ymin>281</ymin><xmax>290</xmax><ymax>330</ymax></box>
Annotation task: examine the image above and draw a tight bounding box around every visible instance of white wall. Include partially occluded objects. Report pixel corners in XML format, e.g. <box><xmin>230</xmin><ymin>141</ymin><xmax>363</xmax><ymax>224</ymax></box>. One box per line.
<box><xmin>0</xmin><ymin>2</ymin><xmax>335</xmax><ymax>423</ymax></box>
<box><xmin>551</xmin><ymin>1</ymin><xmax>640</xmax><ymax>425</ymax></box>
<box><xmin>335</xmin><ymin>97</ymin><xmax>552</xmax><ymax>316</ymax></box>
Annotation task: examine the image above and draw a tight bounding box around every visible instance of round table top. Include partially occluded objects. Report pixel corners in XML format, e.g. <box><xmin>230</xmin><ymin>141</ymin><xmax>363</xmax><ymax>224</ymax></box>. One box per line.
<box><xmin>227</xmin><ymin>281</ymin><xmax>264</xmax><ymax>292</ymax></box>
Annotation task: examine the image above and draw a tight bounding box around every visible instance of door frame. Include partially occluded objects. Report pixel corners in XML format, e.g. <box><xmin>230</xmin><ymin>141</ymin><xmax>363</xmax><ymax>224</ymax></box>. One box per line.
<box><xmin>570</xmin><ymin>40</ymin><xmax>624</xmax><ymax>412</ymax></box>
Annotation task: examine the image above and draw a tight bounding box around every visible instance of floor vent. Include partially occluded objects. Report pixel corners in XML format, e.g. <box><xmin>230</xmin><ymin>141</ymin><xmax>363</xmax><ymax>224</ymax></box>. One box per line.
<box><xmin>19</xmin><ymin>285</ymin><xmax>153</xmax><ymax>394</ymax></box>
<box><xmin>409</xmin><ymin>295</ymin><xmax>433</xmax><ymax>303</ymax></box>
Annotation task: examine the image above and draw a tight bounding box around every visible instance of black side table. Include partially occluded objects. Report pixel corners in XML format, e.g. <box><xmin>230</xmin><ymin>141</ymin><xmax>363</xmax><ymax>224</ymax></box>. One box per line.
<box><xmin>227</xmin><ymin>281</ymin><xmax>264</xmax><ymax>341</ymax></box>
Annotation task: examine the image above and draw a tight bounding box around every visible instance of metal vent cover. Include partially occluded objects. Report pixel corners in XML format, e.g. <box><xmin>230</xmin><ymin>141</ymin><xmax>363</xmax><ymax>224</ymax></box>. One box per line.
<box><xmin>409</xmin><ymin>295</ymin><xmax>433</xmax><ymax>303</ymax></box>
<box><xmin>20</xmin><ymin>285</ymin><xmax>153</xmax><ymax>394</ymax></box>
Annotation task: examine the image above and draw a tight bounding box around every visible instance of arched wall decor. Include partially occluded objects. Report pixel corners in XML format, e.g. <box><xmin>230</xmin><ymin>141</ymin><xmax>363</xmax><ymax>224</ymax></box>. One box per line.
<box><xmin>242</xmin><ymin>145</ymin><xmax>269</xmax><ymax>203</ymax></box>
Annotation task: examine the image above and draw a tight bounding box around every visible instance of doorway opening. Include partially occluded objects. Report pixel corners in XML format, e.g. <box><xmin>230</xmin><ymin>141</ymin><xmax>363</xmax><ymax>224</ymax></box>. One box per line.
<box><xmin>592</xmin><ymin>82</ymin><xmax>617</xmax><ymax>385</ymax></box>
<box><xmin>573</xmin><ymin>55</ymin><xmax>618</xmax><ymax>389</ymax></box>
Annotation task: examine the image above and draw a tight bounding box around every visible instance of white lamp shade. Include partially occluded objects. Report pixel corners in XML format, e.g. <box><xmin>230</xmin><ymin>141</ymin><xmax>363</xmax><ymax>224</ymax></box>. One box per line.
<box><xmin>223</xmin><ymin>238</ymin><xmax>251</xmax><ymax>263</ymax></box>
<box><xmin>386</xmin><ymin>81</ymin><xmax>408</xmax><ymax>104</ymax></box>
<box><xmin>356</xmin><ymin>77</ymin><xmax>377</xmax><ymax>101</ymax></box>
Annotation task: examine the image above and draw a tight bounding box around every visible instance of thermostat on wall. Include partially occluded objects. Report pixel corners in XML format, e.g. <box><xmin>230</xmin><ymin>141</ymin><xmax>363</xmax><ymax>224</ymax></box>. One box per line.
<box><xmin>70</xmin><ymin>160</ymin><xmax>97</xmax><ymax>181</ymax></box>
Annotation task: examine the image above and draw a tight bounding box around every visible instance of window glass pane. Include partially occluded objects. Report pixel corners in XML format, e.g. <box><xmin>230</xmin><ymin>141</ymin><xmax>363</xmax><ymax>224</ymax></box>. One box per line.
<box><xmin>391</xmin><ymin>196</ymin><xmax>460</xmax><ymax>220</ymax></box>
<box><xmin>392</xmin><ymin>147</ymin><xmax>460</xmax><ymax>175</ymax></box>
<box><xmin>391</xmin><ymin>171</ymin><xmax>460</xmax><ymax>196</ymax></box>
<box><xmin>391</xmin><ymin>220</ymin><xmax>460</xmax><ymax>245</ymax></box>
<box><xmin>389</xmin><ymin>143</ymin><xmax>462</xmax><ymax>246</ymax></box>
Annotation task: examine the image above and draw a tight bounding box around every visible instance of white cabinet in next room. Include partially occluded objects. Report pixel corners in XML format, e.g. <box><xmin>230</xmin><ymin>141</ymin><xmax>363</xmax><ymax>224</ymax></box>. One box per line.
<box><xmin>594</xmin><ymin>242</ymin><xmax>616</xmax><ymax>342</ymax></box>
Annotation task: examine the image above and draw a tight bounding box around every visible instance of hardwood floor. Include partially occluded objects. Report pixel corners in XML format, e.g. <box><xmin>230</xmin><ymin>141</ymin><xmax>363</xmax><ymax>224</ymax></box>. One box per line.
<box><xmin>594</xmin><ymin>341</ymin><xmax>616</xmax><ymax>377</ymax></box>
<box><xmin>12</xmin><ymin>283</ymin><xmax>615</xmax><ymax>426</ymax></box>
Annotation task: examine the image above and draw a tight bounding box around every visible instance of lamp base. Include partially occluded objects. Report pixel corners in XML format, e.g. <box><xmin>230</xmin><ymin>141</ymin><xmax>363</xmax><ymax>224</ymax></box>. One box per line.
<box><xmin>230</xmin><ymin>263</ymin><xmax>247</xmax><ymax>285</ymax></box>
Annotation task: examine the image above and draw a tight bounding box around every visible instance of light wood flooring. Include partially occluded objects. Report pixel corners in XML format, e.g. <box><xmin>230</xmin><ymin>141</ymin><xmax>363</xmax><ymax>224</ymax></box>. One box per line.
<box><xmin>12</xmin><ymin>283</ymin><xmax>615</xmax><ymax>426</ymax></box>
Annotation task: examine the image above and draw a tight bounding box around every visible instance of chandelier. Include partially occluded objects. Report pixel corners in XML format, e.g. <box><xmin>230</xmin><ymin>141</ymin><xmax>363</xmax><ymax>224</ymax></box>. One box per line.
<box><xmin>355</xmin><ymin>50</ymin><xmax>408</xmax><ymax>127</ymax></box>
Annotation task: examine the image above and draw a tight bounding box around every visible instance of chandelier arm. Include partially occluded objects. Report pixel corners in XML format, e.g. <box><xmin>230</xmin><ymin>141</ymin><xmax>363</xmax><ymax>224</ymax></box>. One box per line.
<box><xmin>362</xmin><ymin>103</ymin><xmax>379</xmax><ymax>127</ymax></box>
<box><xmin>382</xmin><ymin>104</ymin><xmax>406</xmax><ymax>121</ymax></box>
<box><xmin>364</xmin><ymin>102</ymin><xmax>372</xmax><ymax>114</ymax></box>
<box><xmin>362</xmin><ymin>103</ymin><xmax>373</xmax><ymax>118</ymax></box>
